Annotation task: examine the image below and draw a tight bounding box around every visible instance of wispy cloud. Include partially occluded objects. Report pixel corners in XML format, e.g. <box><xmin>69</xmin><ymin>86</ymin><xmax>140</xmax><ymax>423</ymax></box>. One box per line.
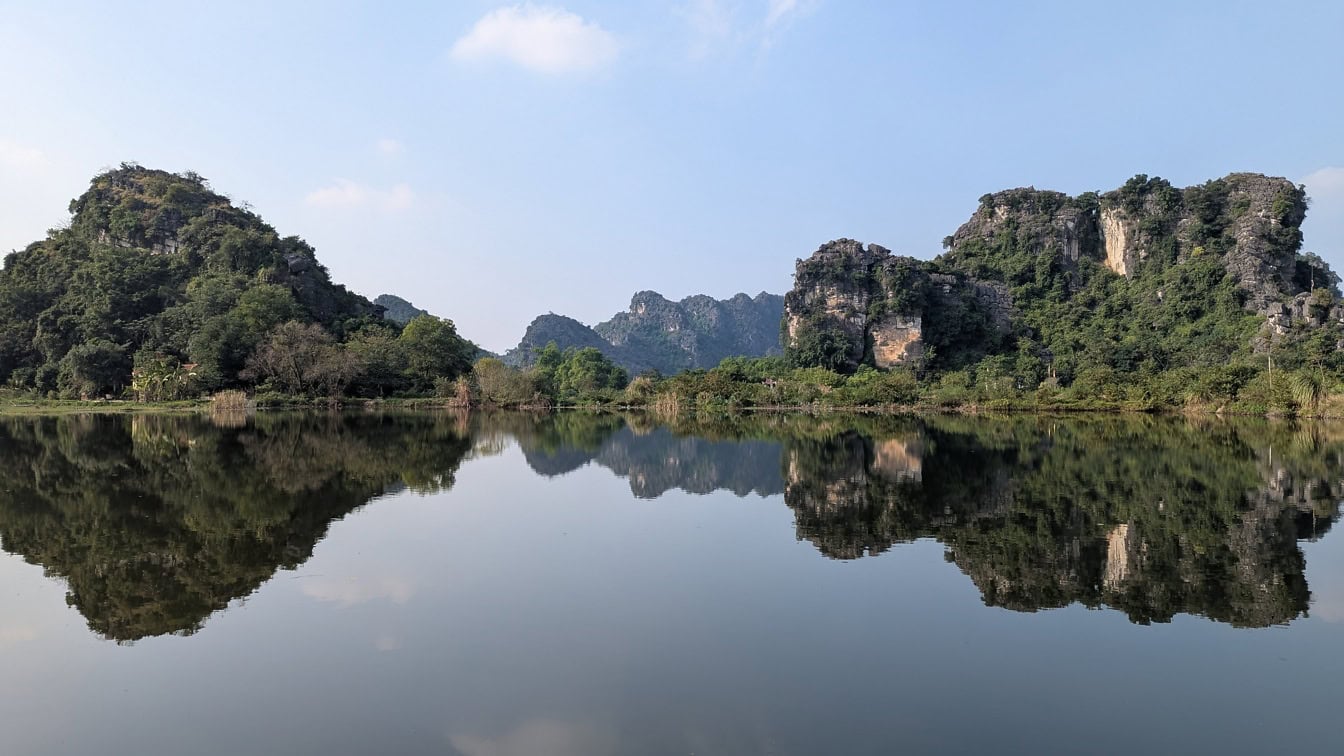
<box><xmin>677</xmin><ymin>0</ymin><xmax>816</xmax><ymax>58</ymax></box>
<box><xmin>0</xmin><ymin>138</ymin><xmax>48</xmax><ymax>172</ymax></box>
<box><xmin>305</xmin><ymin>179</ymin><xmax>415</xmax><ymax>211</ymax></box>
<box><xmin>765</xmin><ymin>0</ymin><xmax>800</xmax><ymax>28</ymax></box>
<box><xmin>450</xmin><ymin>5</ymin><xmax>619</xmax><ymax>74</ymax></box>
<box><xmin>761</xmin><ymin>0</ymin><xmax>814</xmax><ymax>47</ymax></box>
<box><xmin>375</xmin><ymin>137</ymin><xmax>404</xmax><ymax>157</ymax></box>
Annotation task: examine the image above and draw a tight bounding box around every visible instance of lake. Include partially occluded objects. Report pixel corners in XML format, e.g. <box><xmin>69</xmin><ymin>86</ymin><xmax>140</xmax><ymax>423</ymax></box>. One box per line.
<box><xmin>0</xmin><ymin>411</ymin><xmax>1341</xmax><ymax>755</ymax></box>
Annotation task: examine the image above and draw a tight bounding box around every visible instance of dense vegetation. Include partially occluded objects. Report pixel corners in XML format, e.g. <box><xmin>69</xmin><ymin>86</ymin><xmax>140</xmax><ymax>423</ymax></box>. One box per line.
<box><xmin>0</xmin><ymin>166</ymin><xmax>482</xmax><ymax>401</ymax></box>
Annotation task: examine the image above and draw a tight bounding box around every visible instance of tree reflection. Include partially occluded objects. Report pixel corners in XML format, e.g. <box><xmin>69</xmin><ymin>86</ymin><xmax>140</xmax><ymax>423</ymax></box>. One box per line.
<box><xmin>0</xmin><ymin>412</ymin><xmax>471</xmax><ymax>642</ymax></box>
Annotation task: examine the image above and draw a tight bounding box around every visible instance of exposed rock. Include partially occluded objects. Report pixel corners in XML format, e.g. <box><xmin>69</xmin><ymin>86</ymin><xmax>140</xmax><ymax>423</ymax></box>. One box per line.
<box><xmin>945</xmin><ymin>188</ymin><xmax>1098</xmax><ymax>279</ymax></box>
<box><xmin>783</xmin><ymin>173</ymin><xmax>1330</xmax><ymax>375</ymax></box>
<box><xmin>870</xmin><ymin>314</ymin><xmax>923</xmax><ymax>368</ymax></box>
<box><xmin>783</xmin><ymin>239</ymin><xmax>1015</xmax><ymax>372</ymax></box>
<box><xmin>595</xmin><ymin>290</ymin><xmax>784</xmax><ymax>373</ymax></box>
<box><xmin>939</xmin><ymin>173</ymin><xmax>1310</xmax><ymax>323</ymax></box>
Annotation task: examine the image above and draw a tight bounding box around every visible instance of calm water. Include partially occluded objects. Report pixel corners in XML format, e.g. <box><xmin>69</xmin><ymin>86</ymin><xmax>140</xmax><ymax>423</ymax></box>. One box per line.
<box><xmin>1</xmin><ymin>411</ymin><xmax>1342</xmax><ymax>755</ymax></box>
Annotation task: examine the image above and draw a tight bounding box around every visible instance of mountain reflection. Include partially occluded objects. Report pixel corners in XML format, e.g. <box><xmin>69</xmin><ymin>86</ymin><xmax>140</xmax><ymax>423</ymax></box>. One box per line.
<box><xmin>0</xmin><ymin>413</ymin><xmax>472</xmax><ymax>642</ymax></box>
<box><xmin>516</xmin><ymin>412</ymin><xmax>1343</xmax><ymax>628</ymax></box>
<box><xmin>0</xmin><ymin>411</ymin><xmax>1340</xmax><ymax>640</ymax></box>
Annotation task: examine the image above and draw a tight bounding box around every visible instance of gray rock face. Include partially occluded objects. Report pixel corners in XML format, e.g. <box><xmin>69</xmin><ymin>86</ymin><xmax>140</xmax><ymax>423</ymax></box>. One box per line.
<box><xmin>941</xmin><ymin>173</ymin><xmax>1310</xmax><ymax>323</ymax></box>
<box><xmin>595</xmin><ymin>290</ymin><xmax>784</xmax><ymax>373</ymax></box>
<box><xmin>946</xmin><ymin>188</ymin><xmax>1099</xmax><ymax>276</ymax></box>
<box><xmin>1176</xmin><ymin>173</ymin><xmax>1307</xmax><ymax>314</ymax></box>
<box><xmin>783</xmin><ymin>239</ymin><xmax>1015</xmax><ymax>372</ymax></box>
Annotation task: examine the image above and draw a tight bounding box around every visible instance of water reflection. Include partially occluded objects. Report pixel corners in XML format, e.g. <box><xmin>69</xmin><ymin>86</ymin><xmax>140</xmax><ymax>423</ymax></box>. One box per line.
<box><xmin>0</xmin><ymin>411</ymin><xmax>1339</xmax><ymax>641</ymax></box>
<box><xmin>0</xmin><ymin>413</ymin><xmax>472</xmax><ymax>642</ymax></box>
<box><xmin>513</xmin><ymin>412</ymin><xmax>1342</xmax><ymax>627</ymax></box>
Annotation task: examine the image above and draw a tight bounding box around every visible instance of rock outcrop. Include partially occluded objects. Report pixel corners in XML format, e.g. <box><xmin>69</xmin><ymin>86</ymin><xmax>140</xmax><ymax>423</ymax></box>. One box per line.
<box><xmin>942</xmin><ymin>173</ymin><xmax>1311</xmax><ymax>319</ymax></box>
<box><xmin>783</xmin><ymin>172</ymin><xmax>1335</xmax><ymax>373</ymax></box>
<box><xmin>783</xmin><ymin>239</ymin><xmax>1014</xmax><ymax>372</ymax></box>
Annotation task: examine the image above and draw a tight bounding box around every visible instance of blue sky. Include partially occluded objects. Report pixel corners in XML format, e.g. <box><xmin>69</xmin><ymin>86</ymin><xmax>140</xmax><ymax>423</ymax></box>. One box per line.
<box><xmin>1</xmin><ymin>0</ymin><xmax>1341</xmax><ymax>351</ymax></box>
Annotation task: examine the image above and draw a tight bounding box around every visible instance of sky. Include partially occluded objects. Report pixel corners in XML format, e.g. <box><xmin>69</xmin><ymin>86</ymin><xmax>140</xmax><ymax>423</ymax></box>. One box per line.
<box><xmin>0</xmin><ymin>0</ymin><xmax>1341</xmax><ymax>352</ymax></box>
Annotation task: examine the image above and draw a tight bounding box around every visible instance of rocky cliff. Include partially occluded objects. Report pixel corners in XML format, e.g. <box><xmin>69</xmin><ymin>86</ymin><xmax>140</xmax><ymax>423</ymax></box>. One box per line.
<box><xmin>504</xmin><ymin>291</ymin><xmax>784</xmax><ymax>374</ymax></box>
<box><xmin>595</xmin><ymin>290</ymin><xmax>784</xmax><ymax>373</ymax></box>
<box><xmin>944</xmin><ymin>173</ymin><xmax>1311</xmax><ymax>316</ymax></box>
<box><xmin>782</xmin><ymin>240</ymin><xmax>1014</xmax><ymax>372</ymax></box>
<box><xmin>784</xmin><ymin>172</ymin><xmax>1342</xmax><ymax>376</ymax></box>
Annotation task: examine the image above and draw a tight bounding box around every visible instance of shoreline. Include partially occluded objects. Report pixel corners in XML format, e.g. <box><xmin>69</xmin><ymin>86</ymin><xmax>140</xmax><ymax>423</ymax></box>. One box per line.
<box><xmin>3</xmin><ymin>396</ymin><xmax>1344</xmax><ymax>421</ymax></box>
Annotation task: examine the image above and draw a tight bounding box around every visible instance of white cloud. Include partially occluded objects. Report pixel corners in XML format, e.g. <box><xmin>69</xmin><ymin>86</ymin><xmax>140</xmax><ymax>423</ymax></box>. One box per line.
<box><xmin>0</xmin><ymin>138</ymin><xmax>48</xmax><ymax>172</ymax></box>
<box><xmin>375</xmin><ymin>137</ymin><xmax>404</xmax><ymax>157</ymax></box>
<box><xmin>1301</xmin><ymin>166</ymin><xmax>1344</xmax><ymax>270</ymax></box>
<box><xmin>450</xmin><ymin>5</ymin><xmax>619</xmax><ymax>74</ymax></box>
<box><xmin>304</xmin><ymin>179</ymin><xmax>416</xmax><ymax>211</ymax></box>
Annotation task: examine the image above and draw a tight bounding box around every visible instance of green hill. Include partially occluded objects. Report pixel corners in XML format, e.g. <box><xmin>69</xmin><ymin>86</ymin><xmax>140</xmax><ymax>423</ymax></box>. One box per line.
<box><xmin>0</xmin><ymin>164</ymin><xmax>383</xmax><ymax>395</ymax></box>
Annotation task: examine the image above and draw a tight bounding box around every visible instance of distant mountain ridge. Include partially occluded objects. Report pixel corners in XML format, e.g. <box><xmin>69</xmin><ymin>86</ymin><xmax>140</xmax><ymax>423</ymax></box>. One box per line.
<box><xmin>373</xmin><ymin>294</ymin><xmax>429</xmax><ymax>325</ymax></box>
<box><xmin>503</xmin><ymin>291</ymin><xmax>784</xmax><ymax>374</ymax></box>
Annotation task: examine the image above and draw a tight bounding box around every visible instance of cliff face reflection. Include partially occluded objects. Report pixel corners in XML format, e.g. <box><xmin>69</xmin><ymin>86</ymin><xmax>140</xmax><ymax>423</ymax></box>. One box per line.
<box><xmin>0</xmin><ymin>411</ymin><xmax>1339</xmax><ymax>641</ymax></box>
<box><xmin>512</xmin><ymin>412</ymin><xmax>1342</xmax><ymax>628</ymax></box>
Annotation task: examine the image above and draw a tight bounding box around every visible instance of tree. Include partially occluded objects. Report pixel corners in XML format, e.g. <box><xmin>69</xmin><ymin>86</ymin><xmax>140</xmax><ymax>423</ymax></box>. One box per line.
<box><xmin>474</xmin><ymin>357</ymin><xmax>541</xmax><ymax>405</ymax></box>
<box><xmin>243</xmin><ymin>321</ymin><xmax>362</xmax><ymax>397</ymax></box>
<box><xmin>57</xmin><ymin>339</ymin><xmax>128</xmax><ymax>398</ymax></box>
<box><xmin>399</xmin><ymin>315</ymin><xmax>473</xmax><ymax>391</ymax></box>
<box><xmin>346</xmin><ymin>328</ymin><xmax>409</xmax><ymax>397</ymax></box>
<box><xmin>550</xmin><ymin>347</ymin><xmax>628</xmax><ymax>402</ymax></box>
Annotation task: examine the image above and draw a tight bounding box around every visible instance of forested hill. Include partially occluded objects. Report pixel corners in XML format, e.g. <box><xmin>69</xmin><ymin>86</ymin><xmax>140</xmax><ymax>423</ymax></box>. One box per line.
<box><xmin>503</xmin><ymin>291</ymin><xmax>784</xmax><ymax>375</ymax></box>
<box><xmin>0</xmin><ymin>165</ymin><xmax>475</xmax><ymax>398</ymax></box>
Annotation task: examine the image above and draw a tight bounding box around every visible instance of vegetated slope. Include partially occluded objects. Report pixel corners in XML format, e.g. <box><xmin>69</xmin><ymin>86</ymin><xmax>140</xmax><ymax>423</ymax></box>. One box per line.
<box><xmin>784</xmin><ymin>173</ymin><xmax>1343</xmax><ymax>383</ymax></box>
<box><xmin>0</xmin><ymin>164</ymin><xmax>381</xmax><ymax>393</ymax></box>
<box><xmin>504</xmin><ymin>291</ymin><xmax>784</xmax><ymax>375</ymax></box>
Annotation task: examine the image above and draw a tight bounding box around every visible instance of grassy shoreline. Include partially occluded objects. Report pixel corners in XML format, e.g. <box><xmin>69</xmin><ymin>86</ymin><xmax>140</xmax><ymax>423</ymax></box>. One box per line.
<box><xmin>4</xmin><ymin>394</ymin><xmax>1344</xmax><ymax>420</ymax></box>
